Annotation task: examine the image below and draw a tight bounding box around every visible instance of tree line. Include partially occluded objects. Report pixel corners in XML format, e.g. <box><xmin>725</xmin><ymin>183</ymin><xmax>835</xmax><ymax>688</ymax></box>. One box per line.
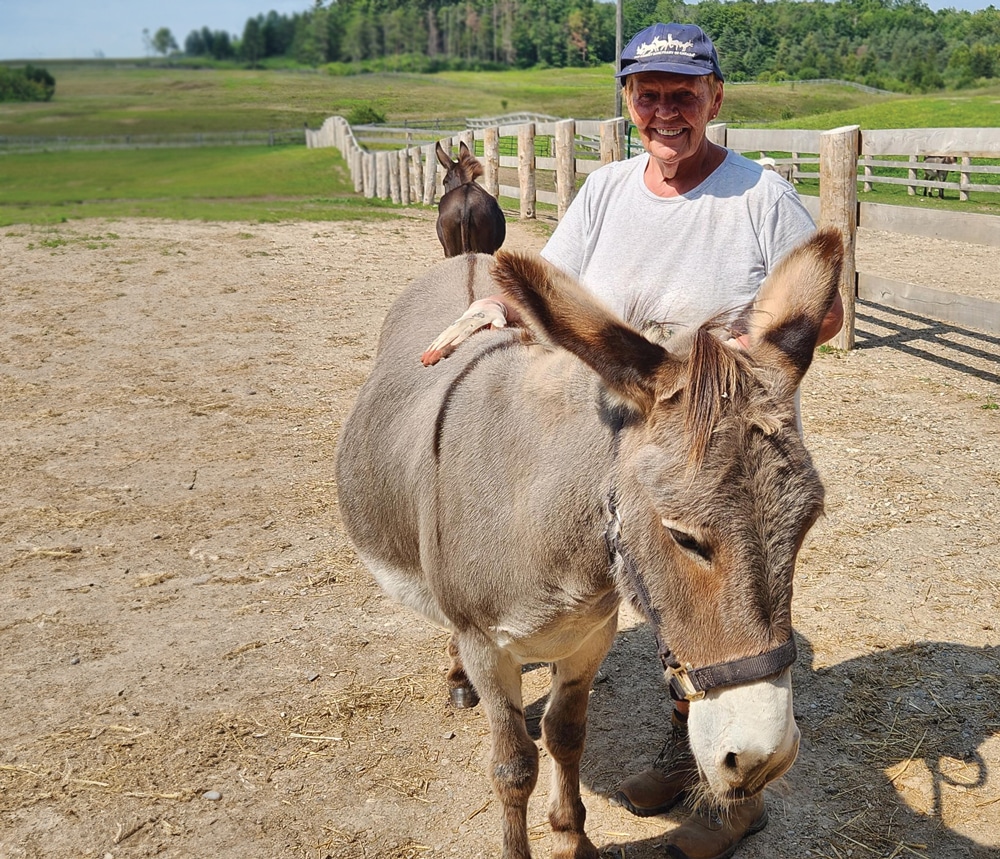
<box><xmin>154</xmin><ymin>0</ymin><xmax>999</xmax><ymax>93</ymax></box>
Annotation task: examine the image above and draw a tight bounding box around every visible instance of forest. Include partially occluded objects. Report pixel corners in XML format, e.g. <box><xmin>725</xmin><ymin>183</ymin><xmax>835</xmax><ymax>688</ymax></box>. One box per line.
<box><xmin>160</xmin><ymin>0</ymin><xmax>1000</xmax><ymax>93</ymax></box>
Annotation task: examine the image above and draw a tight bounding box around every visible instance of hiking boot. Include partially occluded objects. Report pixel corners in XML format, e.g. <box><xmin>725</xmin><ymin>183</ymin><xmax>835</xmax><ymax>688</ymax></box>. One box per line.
<box><xmin>665</xmin><ymin>794</ymin><xmax>768</xmax><ymax>859</ymax></box>
<box><xmin>611</xmin><ymin>712</ymin><xmax>698</xmax><ymax>817</ymax></box>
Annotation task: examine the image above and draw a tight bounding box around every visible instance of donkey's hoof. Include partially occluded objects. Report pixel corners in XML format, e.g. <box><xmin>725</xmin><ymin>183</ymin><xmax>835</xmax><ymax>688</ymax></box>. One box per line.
<box><xmin>449</xmin><ymin>684</ymin><xmax>480</xmax><ymax>709</ymax></box>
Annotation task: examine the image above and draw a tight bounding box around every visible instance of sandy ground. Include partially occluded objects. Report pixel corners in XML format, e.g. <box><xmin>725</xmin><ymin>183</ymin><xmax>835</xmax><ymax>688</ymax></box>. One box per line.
<box><xmin>1</xmin><ymin>213</ymin><xmax>998</xmax><ymax>859</ymax></box>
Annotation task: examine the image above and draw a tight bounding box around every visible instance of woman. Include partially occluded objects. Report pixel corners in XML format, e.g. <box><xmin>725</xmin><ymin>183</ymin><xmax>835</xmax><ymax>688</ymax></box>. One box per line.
<box><xmin>422</xmin><ymin>23</ymin><xmax>843</xmax><ymax>859</ymax></box>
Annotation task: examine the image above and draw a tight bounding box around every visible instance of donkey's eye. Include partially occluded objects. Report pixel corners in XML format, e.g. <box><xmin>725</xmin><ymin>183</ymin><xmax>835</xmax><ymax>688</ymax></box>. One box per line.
<box><xmin>666</xmin><ymin>527</ymin><xmax>712</xmax><ymax>562</ymax></box>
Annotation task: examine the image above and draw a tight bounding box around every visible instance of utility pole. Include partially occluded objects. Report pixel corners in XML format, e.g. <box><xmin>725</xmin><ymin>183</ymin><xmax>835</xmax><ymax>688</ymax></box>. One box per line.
<box><xmin>614</xmin><ymin>0</ymin><xmax>623</xmax><ymax>118</ymax></box>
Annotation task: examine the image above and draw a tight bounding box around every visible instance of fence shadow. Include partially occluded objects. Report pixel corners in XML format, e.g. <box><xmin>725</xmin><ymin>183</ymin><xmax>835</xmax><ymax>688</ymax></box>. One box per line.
<box><xmin>853</xmin><ymin>298</ymin><xmax>1000</xmax><ymax>387</ymax></box>
<box><xmin>582</xmin><ymin>627</ymin><xmax>1000</xmax><ymax>858</ymax></box>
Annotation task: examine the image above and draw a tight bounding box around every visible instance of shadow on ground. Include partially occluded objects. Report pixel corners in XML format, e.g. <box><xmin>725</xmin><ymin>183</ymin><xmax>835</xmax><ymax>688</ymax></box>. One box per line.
<box><xmin>854</xmin><ymin>299</ymin><xmax>999</xmax><ymax>387</ymax></box>
<box><xmin>581</xmin><ymin>628</ymin><xmax>999</xmax><ymax>859</ymax></box>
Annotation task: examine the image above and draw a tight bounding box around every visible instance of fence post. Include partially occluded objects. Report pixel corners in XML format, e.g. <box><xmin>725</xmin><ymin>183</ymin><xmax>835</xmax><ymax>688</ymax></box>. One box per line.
<box><xmin>960</xmin><ymin>155</ymin><xmax>971</xmax><ymax>202</ymax></box>
<box><xmin>599</xmin><ymin>118</ymin><xmax>623</xmax><ymax>164</ymax></box>
<box><xmin>459</xmin><ymin>129</ymin><xmax>475</xmax><ymax>153</ymax></box>
<box><xmin>706</xmin><ymin>122</ymin><xmax>727</xmax><ymax>147</ymax></box>
<box><xmin>398</xmin><ymin>149</ymin><xmax>410</xmax><ymax>206</ymax></box>
<box><xmin>389</xmin><ymin>151</ymin><xmax>402</xmax><ymax>204</ymax></box>
<box><xmin>820</xmin><ymin>125</ymin><xmax>859</xmax><ymax>352</ymax></box>
<box><xmin>352</xmin><ymin>148</ymin><xmax>363</xmax><ymax>193</ymax></box>
<box><xmin>377</xmin><ymin>151</ymin><xmax>390</xmax><ymax>200</ymax></box>
<box><xmin>862</xmin><ymin>154</ymin><xmax>872</xmax><ymax>192</ymax></box>
<box><xmin>422</xmin><ymin>143</ymin><xmax>437</xmax><ymax>206</ymax></box>
<box><xmin>410</xmin><ymin>146</ymin><xmax>423</xmax><ymax>204</ymax></box>
<box><xmin>483</xmin><ymin>126</ymin><xmax>500</xmax><ymax>198</ymax></box>
<box><xmin>907</xmin><ymin>154</ymin><xmax>918</xmax><ymax>196</ymax></box>
<box><xmin>518</xmin><ymin>123</ymin><xmax>536</xmax><ymax>220</ymax></box>
<box><xmin>555</xmin><ymin>119</ymin><xmax>576</xmax><ymax>220</ymax></box>
<box><xmin>361</xmin><ymin>152</ymin><xmax>373</xmax><ymax>198</ymax></box>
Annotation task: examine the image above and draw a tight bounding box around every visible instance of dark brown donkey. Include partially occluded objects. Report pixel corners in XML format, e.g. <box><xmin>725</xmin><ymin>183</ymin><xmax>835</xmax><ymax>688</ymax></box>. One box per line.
<box><xmin>435</xmin><ymin>140</ymin><xmax>506</xmax><ymax>257</ymax></box>
<box><xmin>336</xmin><ymin>229</ymin><xmax>843</xmax><ymax>859</ymax></box>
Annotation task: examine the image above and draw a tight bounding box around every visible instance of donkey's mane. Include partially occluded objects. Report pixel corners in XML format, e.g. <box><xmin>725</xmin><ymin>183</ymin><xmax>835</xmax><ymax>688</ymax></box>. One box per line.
<box><xmin>680</xmin><ymin>326</ymin><xmax>781</xmax><ymax>467</ymax></box>
<box><xmin>492</xmin><ymin>250</ymin><xmax>786</xmax><ymax>468</ymax></box>
<box><xmin>456</xmin><ymin>151</ymin><xmax>484</xmax><ymax>182</ymax></box>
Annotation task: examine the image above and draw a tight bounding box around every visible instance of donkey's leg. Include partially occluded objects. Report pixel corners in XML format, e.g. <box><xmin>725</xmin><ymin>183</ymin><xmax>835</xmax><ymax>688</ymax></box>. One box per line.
<box><xmin>446</xmin><ymin>632</ymin><xmax>479</xmax><ymax>708</ymax></box>
<box><xmin>542</xmin><ymin>614</ymin><xmax>618</xmax><ymax>859</ymax></box>
<box><xmin>457</xmin><ymin>632</ymin><xmax>538</xmax><ymax>859</ymax></box>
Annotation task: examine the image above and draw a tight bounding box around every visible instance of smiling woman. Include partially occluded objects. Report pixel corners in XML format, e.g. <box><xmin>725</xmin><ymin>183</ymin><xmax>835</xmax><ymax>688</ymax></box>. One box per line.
<box><xmin>623</xmin><ymin>73</ymin><xmax>724</xmax><ymax>195</ymax></box>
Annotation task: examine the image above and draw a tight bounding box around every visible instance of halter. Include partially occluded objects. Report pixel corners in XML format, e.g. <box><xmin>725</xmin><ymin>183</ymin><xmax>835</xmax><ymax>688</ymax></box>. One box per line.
<box><xmin>605</xmin><ymin>491</ymin><xmax>798</xmax><ymax>702</ymax></box>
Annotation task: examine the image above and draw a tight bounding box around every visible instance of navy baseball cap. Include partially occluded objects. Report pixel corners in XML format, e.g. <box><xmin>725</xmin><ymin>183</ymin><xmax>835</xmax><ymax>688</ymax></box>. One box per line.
<box><xmin>616</xmin><ymin>23</ymin><xmax>724</xmax><ymax>82</ymax></box>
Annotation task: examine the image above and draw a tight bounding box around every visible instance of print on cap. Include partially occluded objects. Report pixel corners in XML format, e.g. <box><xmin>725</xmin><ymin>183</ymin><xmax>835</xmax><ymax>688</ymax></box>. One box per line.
<box><xmin>616</xmin><ymin>23</ymin><xmax>725</xmax><ymax>81</ymax></box>
<box><xmin>635</xmin><ymin>33</ymin><xmax>697</xmax><ymax>60</ymax></box>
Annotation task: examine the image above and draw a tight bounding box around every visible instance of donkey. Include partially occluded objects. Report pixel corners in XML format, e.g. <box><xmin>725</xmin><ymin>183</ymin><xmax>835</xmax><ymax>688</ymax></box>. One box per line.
<box><xmin>435</xmin><ymin>140</ymin><xmax>506</xmax><ymax>257</ymax></box>
<box><xmin>336</xmin><ymin>228</ymin><xmax>843</xmax><ymax>859</ymax></box>
<box><xmin>756</xmin><ymin>155</ymin><xmax>794</xmax><ymax>183</ymax></box>
<box><xmin>921</xmin><ymin>154</ymin><xmax>957</xmax><ymax>198</ymax></box>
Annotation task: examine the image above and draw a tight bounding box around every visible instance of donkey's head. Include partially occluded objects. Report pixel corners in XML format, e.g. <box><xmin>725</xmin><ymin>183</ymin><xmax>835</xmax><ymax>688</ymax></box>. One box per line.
<box><xmin>492</xmin><ymin>228</ymin><xmax>843</xmax><ymax>804</ymax></box>
<box><xmin>437</xmin><ymin>141</ymin><xmax>484</xmax><ymax>194</ymax></box>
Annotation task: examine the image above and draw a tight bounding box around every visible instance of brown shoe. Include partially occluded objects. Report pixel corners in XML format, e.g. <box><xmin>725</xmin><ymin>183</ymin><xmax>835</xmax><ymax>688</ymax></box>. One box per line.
<box><xmin>665</xmin><ymin>794</ymin><xmax>768</xmax><ymax>859</ymax></box>
<box><xmin>611</xmin><ymin>712</ymin><xmax>698</xmax><ymax>817</ymax></box>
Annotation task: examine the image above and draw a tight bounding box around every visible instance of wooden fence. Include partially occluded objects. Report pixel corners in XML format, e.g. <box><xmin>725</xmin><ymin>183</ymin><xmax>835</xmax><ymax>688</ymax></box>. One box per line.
<box><xmin>720</xmin><ymin>125</ymin><xmax>1000</xmax><ymax>206</ymax></box>
<box><xmin>718</xmin><ymin>125</ymin><xmax>1000</xmax><ymax>344</ymax></box>
<box><xmin>306</xmin><ymin>114</ymin><xmax>625</xmax><ymax>220</ymax></box>
<box><xmin>306</xmin><ymin>116</ymin><xmax>1000</xmax><ymax>346</ymax></box>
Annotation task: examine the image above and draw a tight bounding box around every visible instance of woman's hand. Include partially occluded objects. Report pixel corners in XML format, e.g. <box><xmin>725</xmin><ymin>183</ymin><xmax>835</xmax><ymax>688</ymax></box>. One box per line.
<box><xmin>421</xmin><ymin>299</ymin><xmax>508</xmax><ymax>366</ymax></box>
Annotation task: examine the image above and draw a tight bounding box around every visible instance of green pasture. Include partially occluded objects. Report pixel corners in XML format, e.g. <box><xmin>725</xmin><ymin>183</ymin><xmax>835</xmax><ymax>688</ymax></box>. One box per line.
<box><xmin>1</xmin><ymin>64</ymin><xmax>998</xmax><ymax>225</ymax></box>
<box><xmin>0</xmin><ymin>62</ymin><xmax>939</xmax><ymax>138</ymax></box>
<box><xmin>767</xmin><ymin>91</ymin><xmax>1000</xmax><ymax>131</ymax></box>
<box><xmin>0</xmin><ymin>64</ymin><xmax>629</xmax><ymax>138</ymax></box>
<box><xmin>0</xmin><ymin>145</ymin><xmax>403</xmax><ymax>225</ymax></box>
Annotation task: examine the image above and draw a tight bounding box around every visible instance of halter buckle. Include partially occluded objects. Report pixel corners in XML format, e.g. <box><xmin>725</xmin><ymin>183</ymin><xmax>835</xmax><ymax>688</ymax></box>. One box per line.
<box><xmin>669</xmin><ymin>663</ymin><xmax>706</xmax><ymax>702</ymax></box>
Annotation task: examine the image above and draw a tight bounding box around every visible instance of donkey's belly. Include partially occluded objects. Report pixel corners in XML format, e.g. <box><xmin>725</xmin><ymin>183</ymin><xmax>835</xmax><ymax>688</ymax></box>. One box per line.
<box><xmin>361</xmin><ymin>551</ymin><xmax>453</xmax><ymax>632</ymax></box>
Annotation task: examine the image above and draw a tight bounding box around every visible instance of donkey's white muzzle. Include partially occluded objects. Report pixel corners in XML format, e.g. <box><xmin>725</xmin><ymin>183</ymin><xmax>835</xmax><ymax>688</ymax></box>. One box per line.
<box><xmin>686</xmin><ymin>667</ymin><xmax>799</xmax><ymax>800</ymax></box>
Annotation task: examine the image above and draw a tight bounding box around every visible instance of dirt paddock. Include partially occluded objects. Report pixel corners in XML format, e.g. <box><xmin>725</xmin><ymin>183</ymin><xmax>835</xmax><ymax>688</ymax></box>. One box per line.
<box><xmin>1</xmin><ymin>214</ymin><xmax>997</xmax><ymax>859</ymax></box>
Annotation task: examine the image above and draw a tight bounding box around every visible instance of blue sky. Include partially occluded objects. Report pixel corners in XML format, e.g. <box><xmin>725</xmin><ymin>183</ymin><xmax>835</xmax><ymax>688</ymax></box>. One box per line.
<box><xmin>1</xmin><ymin>0</ymin><xmax>996</xmax><ymax>61</ymax></box>
<box><xmin>0</xmin><ymin>1</ymin><xmax>310</xmax><ymax>61</ymax></box>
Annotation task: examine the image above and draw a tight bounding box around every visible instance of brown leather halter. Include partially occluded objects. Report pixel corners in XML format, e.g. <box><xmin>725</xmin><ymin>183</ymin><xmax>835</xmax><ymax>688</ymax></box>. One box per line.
<box><xmin>605</xmin><ymin>491</ymin><xmax>798</xmax><ymax>702</ymax></box>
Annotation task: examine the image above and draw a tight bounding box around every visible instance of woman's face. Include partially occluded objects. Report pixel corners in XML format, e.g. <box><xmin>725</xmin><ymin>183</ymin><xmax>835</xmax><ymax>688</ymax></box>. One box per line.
<box><xmin>626</xmin><ymin>72</ymin><xmax>723</xmax><ymax>171</ymax></box>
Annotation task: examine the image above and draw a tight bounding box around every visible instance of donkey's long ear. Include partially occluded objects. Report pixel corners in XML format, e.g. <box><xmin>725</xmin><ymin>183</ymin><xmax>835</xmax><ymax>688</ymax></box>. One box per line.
<box><xmin>746</xmin><ymin>227</ymin><xmax>843</xmax><ymax>386</ymax></box>
<box><xmin>436</xmin><ymin>141</ymin><xmax>453</xmax><ymax>171</ymax></box>
<box><xmin>491</xmin><ymin>251</ymin><xmax>682</xmax><ymax>413</ymax></box>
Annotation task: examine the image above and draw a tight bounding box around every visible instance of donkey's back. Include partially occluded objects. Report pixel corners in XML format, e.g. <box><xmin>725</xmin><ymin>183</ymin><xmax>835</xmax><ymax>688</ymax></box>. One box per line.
<box><xmin>337</xmin><ymin>253</ymin><xmax>614</xmax><ymax>639</ymax></box>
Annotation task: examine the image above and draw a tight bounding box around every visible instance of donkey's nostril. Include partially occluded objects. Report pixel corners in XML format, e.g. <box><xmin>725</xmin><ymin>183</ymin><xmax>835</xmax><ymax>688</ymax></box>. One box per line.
<box><xmin>724</xmin><ymin>751</ymin><xmax>738</xmax><ymax>771</ymax></box>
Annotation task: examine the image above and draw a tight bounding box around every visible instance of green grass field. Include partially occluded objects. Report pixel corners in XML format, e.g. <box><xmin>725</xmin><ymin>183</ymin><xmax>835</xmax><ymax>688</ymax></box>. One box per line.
<box><xmin>0</xmin><ymin>62</ymin><xmax>907</xmax><ymax>137</ymax></box>
<box><xmin>0</xmin><ymin>145</ymin><xmax>411</xmax><ymax>225</ymax></box>
<box><xmin>1</xmin><ymin>63</ymin><xmax>998</xmax><ymax>225</ymax></box>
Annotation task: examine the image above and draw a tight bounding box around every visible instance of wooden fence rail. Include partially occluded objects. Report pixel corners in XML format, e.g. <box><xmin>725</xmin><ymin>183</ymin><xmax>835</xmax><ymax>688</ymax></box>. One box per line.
<box><xmin>306</xmin><ymin>116</ymin><xmax>1000</xmax><ymax>345</ymax></box>
<box><xmin>306</xmin><ymin>115</ymin><xmax>625</xmax><ymax>211</ymax></box>
<box><xmin>716</xmin><ymin>124</ymin><xmax>1000</xmax><ymax>343</ymax></box>
<box><xmin>722</xmin><ymin>126</ymin><xmax>1000</xmax><ymax>203</ymax></box>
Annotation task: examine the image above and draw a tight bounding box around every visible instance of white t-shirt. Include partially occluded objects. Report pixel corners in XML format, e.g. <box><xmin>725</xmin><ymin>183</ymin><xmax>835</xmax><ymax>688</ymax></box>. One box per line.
<box><xmin>540</xmin><ymin>149</ymin><xmax>815</xmax><ymax>337</ymax></box>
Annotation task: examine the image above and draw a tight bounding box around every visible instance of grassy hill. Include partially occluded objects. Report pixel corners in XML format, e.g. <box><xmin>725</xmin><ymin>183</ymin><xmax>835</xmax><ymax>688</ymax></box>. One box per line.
<box><xmin>1</xmin><ymin>63</ymin><xmax>997</xmax><ymax>225</ymax></box>
<box><xmin>2</xmin><ymin>62</ymin><xmax>976</xmax><ymax>139</ymax></box>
